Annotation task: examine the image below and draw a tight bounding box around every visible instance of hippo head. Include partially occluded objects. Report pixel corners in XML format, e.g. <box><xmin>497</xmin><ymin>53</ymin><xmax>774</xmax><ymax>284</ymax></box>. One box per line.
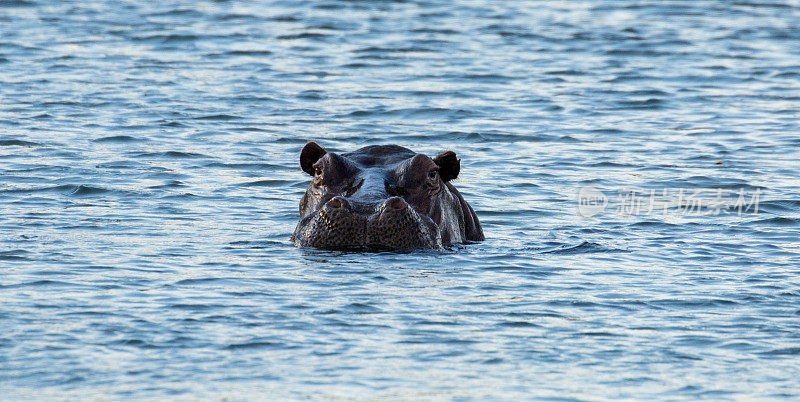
<box><xmin>292</xmin><ymin>142</ymin><xmax>484</xmax><ymax>250</ymax></box>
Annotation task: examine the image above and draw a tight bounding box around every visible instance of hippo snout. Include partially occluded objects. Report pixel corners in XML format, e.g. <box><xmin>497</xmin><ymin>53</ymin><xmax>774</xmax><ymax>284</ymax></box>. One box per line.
<box><xmin>367</xmin><ymin>198</ymin><xmax>439</xmax><ymax>249</ymax></box>
<box><xmin>293</xmin><ymin>196</ymin><xmax>439</xmax><ymax>250</ymax></box>
<box><xmin>295</xmin><ymin>197</ymin><xmax>366</xmax><ymax>250</ymax></box>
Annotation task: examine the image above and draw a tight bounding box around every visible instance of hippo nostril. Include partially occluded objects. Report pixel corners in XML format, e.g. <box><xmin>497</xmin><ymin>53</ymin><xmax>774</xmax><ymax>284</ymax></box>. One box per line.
<box><xmin>327</xmin><ymin>197</ymin><xmax>345</xmax><ymax>209</ymax></box>
<box><xmin>387</xmin><ymin>197</ymin><xmax>407</xmax><ymax>210</ymax></box>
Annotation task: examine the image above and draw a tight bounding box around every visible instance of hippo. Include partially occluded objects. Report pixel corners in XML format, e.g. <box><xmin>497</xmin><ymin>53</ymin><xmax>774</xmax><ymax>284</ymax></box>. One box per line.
<box><xmin>292</xmin><ymin>142</ymin><xmax>484</xmax><ymax>250</ymax></box>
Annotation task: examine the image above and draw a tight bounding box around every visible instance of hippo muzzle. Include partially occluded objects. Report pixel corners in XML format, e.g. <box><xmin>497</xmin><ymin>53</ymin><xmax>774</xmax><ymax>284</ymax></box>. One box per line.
<box><xmin>291</xmin><ymin>142</ymin><xmax>483</xmax><ymax>250</ymax></box>
<box><xmin>293</xmin><ymin>196</ymin><xmax>440</xmax><ymax>249</ymax></box>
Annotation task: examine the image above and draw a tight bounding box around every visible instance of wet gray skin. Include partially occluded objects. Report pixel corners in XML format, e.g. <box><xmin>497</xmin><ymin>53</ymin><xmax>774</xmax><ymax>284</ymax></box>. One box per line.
<box><xmin>292</xmin><ymin>142</ymin><xmax>484</xmax><ymax>250</ymax></box>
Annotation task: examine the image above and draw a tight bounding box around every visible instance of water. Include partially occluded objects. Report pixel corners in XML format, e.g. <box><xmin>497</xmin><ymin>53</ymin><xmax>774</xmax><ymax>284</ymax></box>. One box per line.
<box><xmin>2</xmin><ymin>0</ymin><xmax>800</xmax><ymax>399</ymax></box>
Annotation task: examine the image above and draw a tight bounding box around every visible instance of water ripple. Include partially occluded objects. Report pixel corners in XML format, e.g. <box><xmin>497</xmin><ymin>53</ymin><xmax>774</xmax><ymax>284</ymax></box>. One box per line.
<box><xmin>1</xmin><ymin>0</ymin><xmax>799</xmax><ymax>400</ymax></box>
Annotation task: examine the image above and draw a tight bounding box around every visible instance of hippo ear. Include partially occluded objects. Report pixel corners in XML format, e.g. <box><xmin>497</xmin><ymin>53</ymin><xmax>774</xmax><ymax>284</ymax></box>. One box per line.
<box><xmin>433</xmin><ymin>150</ymin><xmax>460</xmax><ymax>182</ymax></box>
<box><xmin>300</xmin><ymin>141</ymin><xmax>327</xmax><ymax>176</ymax></box>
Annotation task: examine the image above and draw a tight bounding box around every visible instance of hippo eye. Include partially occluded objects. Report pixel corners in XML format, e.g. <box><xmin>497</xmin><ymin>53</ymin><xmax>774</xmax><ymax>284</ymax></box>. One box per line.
<box><xmin>428</xmin><ymin>170</ymin><xmax>438</xmax><ymax>180</ymax></box>
<box><xmin>312</xmin><ymin>167</ymin><xmax>325</xmax><ymax>187</ymax></box>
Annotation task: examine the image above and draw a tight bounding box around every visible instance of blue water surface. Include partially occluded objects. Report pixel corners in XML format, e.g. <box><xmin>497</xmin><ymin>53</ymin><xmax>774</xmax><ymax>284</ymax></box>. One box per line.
<box><xmin>2</xmin><ymin>0</ymin><xmax>800</xmax><ymax>399</ymax></box>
